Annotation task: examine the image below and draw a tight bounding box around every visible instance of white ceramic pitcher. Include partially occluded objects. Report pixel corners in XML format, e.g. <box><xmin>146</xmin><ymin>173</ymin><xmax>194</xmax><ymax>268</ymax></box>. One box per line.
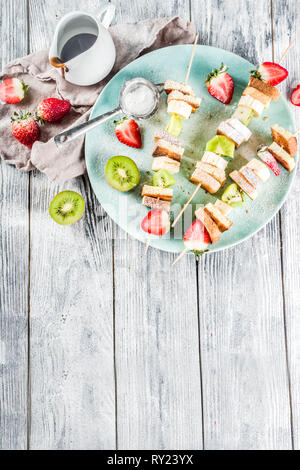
<box><xmin>49</xmin><ymin>4</ymin><xmax>116</xmax><ymax>86</ymax></box>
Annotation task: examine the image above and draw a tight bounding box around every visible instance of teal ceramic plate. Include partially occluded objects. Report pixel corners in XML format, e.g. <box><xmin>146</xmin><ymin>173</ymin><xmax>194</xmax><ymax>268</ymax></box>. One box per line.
<box><xmin>86</xmin><ymin>45</ymin><xmax>296</xmax><ymax>254</ymax></box>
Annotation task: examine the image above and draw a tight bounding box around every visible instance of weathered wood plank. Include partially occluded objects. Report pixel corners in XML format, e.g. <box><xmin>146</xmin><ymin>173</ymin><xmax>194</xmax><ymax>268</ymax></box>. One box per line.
<box><xmin>272</xmin><ymin>0</ymin><xmax>300</xmax><ymax>450</ymax></box>
<box><xmin>192</xmin><ymin>0</ymin><xmax>292</xmax><ymax>450</ymax></box>
<box><xmin>0</xmin><ymin>0</ymin><xmax>29</xmax><ymax>451</ymax></box>
<box><xmin>28</xmin><ymin>0</ymin><xmax>115</xmax><ymax>450</ymax></box>
<box><xmin>113</xmin><ymin>0</ymin><xmax>203</xmax><ymax>450</ymax></box>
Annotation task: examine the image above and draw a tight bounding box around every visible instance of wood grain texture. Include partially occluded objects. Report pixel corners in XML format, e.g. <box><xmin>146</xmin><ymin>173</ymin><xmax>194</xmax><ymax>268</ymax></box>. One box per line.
<box><xmin>193</xmin><ymin>0</ymin><xmax>292</xmax><ymax>450</ymax></box>
<box><xmin>28</xmin><ymin>0</ymin><xmax>115</xmax><ymax>450</ymax></box>
<box><xmin>0</xmin><ymin>0</ymin><xmax>29</xmax><ymax>451</ymax></box>
<box><xmin>272</xmin><ymin>0</ymin><xmax>300</xmax><ymax>449</ymax></box>
<box><xmin>112</xmin><ymin>0</ymin><xmax>203</xmax><ymax>450</ymax></box>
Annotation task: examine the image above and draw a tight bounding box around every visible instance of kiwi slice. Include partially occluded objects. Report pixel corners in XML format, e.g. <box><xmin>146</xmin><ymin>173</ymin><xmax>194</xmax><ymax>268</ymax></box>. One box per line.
<box><xmin>206</xmin><ymin>135</ymin><xmax>235</xmax><ymax>158</ymax></box>
<box><xmin>165</xmin><ymin>115</ymin><xmax>182</xmax><ymax>137</ymax></box>
<box><xmin>105</xmin><ymin>156</ymin><xmax>140</xmax><ymax>192</ymax></box>
<box><xmin>153</xmin><ymin>169</ymin><xmax>176</xmax><ymax>188</ymax></box>
<box><xmin>222</xmin><ymin>183</ymin><xmax>246</xmax><ymax>207</ymax></box>
<box><xmin>49</xmin><ymin>191</ymin><xmax>85</xmax><ymax>225</ymax></box>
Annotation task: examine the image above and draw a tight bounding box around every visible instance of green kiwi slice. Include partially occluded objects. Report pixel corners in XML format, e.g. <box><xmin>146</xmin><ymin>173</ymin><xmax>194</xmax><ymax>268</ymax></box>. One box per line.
<box><xmin>222</xmin><ymin>183</ymin><xmax>246</xmax><ymax>207</ymax></box>
<box><xmin>105</xmin><ymin>156</ymin><xmax>140</xmax><ymax>192</ymax></box>
<box><xmin>153</xmin><ymin>169</ymin><xmax>176</xmax><ymax>188</ymax></box>
<box><xmin>206</xmin><ymin>135</ymin><xmax>235</xmax><ymax>158</ymax></box>
<box><xmin>49</xmin><ymin>191</ymin><xmax>85</xmax><ymax>225</ymax></box>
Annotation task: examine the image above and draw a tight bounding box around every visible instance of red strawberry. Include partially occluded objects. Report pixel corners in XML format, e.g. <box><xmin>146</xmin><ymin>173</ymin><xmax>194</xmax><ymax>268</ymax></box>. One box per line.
<box><xmin>36</xmin><ymin>98</ymin><xmax>71</xmax><ymax>123</ymax></box>
<box><xmin>291</xmin><ymin>85</ymin><xmax>300</xmax><ymax>106</ymax></box>
<box><xmin>141</xmin><ymin>210</ymin><xmax>170</xmax><ymax>236</ymax></box>
<box><xmin>0</xmin><ymin>78</ymin><xmax>29</xmax><ymax>104</ymax></box>
<box><xmin>251</xmin><ymin>62</ymin><xmax>288</xmax><ymax>86</ymax></box>
<box><xmin>184</xmin><ymin>219</ymin><xmax>210</xmax><ymax>251</ymax></box>
<box><xmin>11</xmin><ymin>111</ymin><xmax>40</xmax><ymax>149</ymax></box>
<box><xmin>115</xmin><ymin>118</ymin><xmax>142</xmax><ymax>148</ymax></box>
<box><xmin>257</xmin><ymin>148</ymin><xmax>280</xmax><ymax>176</ymax></box>
<box><xmin>205</xmin><ymin>63</ymin><xmax>234</xmax><ymax>104</ymax></box>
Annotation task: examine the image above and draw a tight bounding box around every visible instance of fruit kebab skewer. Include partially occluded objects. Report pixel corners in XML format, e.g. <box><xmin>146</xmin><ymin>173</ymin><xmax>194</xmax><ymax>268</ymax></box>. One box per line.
<box><xmin>145</xmin><ymin>33</ymin><xmax>201</xmax><ymax>192</ymax></box>
<box><xmin>142</xmin><ymin>34</ymin><xmax>201</xmax><ymax>228</ymax></box>
<box><xmin>172</xmin><ymin>45</ymin><xmax>292</xmax><ymax>228</ymax></box>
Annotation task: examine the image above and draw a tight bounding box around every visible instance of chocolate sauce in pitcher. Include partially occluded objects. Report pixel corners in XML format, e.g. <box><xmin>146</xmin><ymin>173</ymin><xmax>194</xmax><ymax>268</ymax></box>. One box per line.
<box><xmin>60</xmin><ymin>33</ymin><xmax>98</xmax><ymax>62</ymax></box>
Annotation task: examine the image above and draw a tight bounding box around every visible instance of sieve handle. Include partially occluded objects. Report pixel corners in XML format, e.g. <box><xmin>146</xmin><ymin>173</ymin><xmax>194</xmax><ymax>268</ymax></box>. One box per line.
<box><xmin>54</xmin><ymin>107</ymin><xmax>121</xmax><ymax>147</ymax></box>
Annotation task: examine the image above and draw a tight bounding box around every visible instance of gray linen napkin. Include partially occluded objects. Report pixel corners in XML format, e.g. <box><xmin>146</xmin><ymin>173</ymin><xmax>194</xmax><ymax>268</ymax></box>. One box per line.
<box><xmin>0</xmin><ymin>17</ymin><xmax>195</xmax><ymax>182</ymax></box>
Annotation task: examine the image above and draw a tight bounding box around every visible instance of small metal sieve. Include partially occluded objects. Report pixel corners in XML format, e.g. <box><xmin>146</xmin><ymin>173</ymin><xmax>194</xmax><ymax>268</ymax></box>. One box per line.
<box><xmin>54</xmin><ymin>77</ymin><xmax>160</xmax><ymax>147</ymax></box>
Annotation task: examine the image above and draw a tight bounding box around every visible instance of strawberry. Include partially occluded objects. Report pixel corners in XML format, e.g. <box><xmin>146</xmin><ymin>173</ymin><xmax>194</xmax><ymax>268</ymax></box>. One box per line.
<box><xmin>11</xmin><ymin>111</ymin><xmax>40</xmax><ymax>149</ymax></box>
<box><xmin>291</xmin><ymin>85</ymin><xmax>300</xmax><ymax>106</ymax></box>
<box><xmin>251</xmin><ymin>62</ymin><xmax>288</xmax><ymax>86</ymax></box>
<box><xmin>115</xmin><ymin>118</ymin><xmax>142</xmax><ymax>148</ymax></box>
<box><xmin>257</xmin><ymin>148</ymin><xmax>280</xmax><ymax>176</ymax></box>
<box><xmin>184</xmin><ymin>219</ymin><xmax>210</xmax><ymax>252</ymax></box>
<box><xmin>36</xmin><ymin>98</ymin><xmax>71</xmax><ymax>123</ymax></box>
<box><xmin>141</xmin><ymin>210</ymin><xmax>170</xmax><ymax>236</ymax></box>
<box><xmin>0</xmin><ymin>78</ymin><xmax>29</xmax><ymax>104</ymax></box>
<box><xmin>205</xmin><ymin>63</ymin><xmax>234</xmax><ymax>104</ymax></box>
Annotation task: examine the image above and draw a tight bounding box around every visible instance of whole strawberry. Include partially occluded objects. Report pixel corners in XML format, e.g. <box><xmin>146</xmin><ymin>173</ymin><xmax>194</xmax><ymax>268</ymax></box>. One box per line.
<box><xmin>11</xmin><ymin>111</ymin><xmax>40</xmax><ymax>149</ymax></box>
<box><xmin>0</xmin><ymin>78</ymin><xmax>29</xmax><ymax>104</ymax></box>
<box><xmin>36</xmin><ymin>98</ymin><xmax>71</xmax><ymax>123</ymax></box>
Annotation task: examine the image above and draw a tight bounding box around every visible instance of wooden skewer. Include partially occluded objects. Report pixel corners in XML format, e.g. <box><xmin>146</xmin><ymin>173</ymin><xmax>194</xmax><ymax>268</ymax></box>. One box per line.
<box><xmin>145</xmin><ymin>235</ymin><xmax>151</xmax><ymax>254</ymax></box>
<box><xmin>172</xmin><ymin>248</ymin><xmax>189</xmax><ymax>267</ymax></box>
<box><xmin>184</xmin><ymin>33</ymin><xmax>199</xmax><ymax>85</ymax></box>
<box><xmin>278</xmin><ymin>39</ymin><xmax>295</xmax><ymax>64</ymax></box>
<box><xmin>172</xmin><ymin>183</ymin><xmax>201</xmax><ymax>228</ymax></box>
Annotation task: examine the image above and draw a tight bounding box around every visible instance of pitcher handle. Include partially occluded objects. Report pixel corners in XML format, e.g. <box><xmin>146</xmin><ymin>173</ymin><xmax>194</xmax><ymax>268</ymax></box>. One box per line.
<box><xmin>99</xmin><ymin>3</ymin><xmax>116</xmax><ymax>29</ymax></box>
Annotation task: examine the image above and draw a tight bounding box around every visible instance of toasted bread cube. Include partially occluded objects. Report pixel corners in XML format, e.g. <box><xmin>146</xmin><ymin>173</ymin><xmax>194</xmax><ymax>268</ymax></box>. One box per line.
<box><xmin>167</xmin><ymin>100</ymin><xmax>193</xmax><ymax>120</ymax></box>
<box><xmin>195</xmin><ymin>207</ymin><xmax>221</xmax><ymax>244</ymax></box>
<box><xmin>164</xmin><ymin>80</ymin><xmax>194</xmax><ymax>96</ymax></box>
<box><xmin>239</xmin><ymin>95</ymin><xmax>264</xmax><ymax>117</ymax></box>
<box><xmin>217</xmin><ymin>121</ymin><xmax>245</xmax><ymax>148</ymax></box>
<box><xmin>229</xmin><ymin>170</ymin><xmax>257</xmax><ymax>200</ymax></box>
<box><xmin>196</xmin><ymin>162</ymin><xmax>226</xmax><ymax>185</ymax></box>
<box><xmin>268</xmin><ymin>142</ymin><xmax>296</xmax><ymax>172</ymax></box>
<box><xmin>214</xmin><ymin>199</ymin><xmax>232</xmax><ymax>216</ymax></box>
<box><xmin>227</xmin><ymin>118</ymin><xmax>252</xmax><ymax>141</ymax></box>
<box><xmin>243</xmin><ymin>86</ymin><xmax>272</xmax><ymax>108</ymax></box>
<box><xmin>201</xmin><ymin>151</ymin><xmax>228</xmax><ymax>170</ymax></box>
<box><xmin>190</xmin><ymin>168</ymin><xmax>221</xmax><ymax>194</ymax></box>
<box><xmin>167</xmin><ymin>90</ymin><xmax>201</xmax><ymax>112</ymax></box>
<box><xmin>271</xmin><ymin>124</ymin><xmax>298</xmax><ymax>156</ymax></box>
<box><xmin>204</xmin><ymin>203</ymin><xmax>233</xmax><ymax>232</ymax></box>
<box><xmin>248</xmin><ymin>76</ymin><xmax>280</xmax><ymax>101</ymax></box>
<box><xmin>154</xmin><ymin>130</ymin><xmax>182</xmax><ymax>147</ymax></box>
<box><xmin>239</xmin><ymin>166</ymin><xmax>260</xmax><ymax>188</ymax></box>
<box><xmin>246</xmin><ymin>159</ymin><xmax>270</xmax><ymax>182</ymax></box>
<box><xmin>142</xmin><ymin>185</ymin><xmax>173</xmax><ymax>201</ymax></box>
<box><xmin>152</xmin><ymin>156</ymin><xmax>180</xmax><ymax>174</ymax></box>
<box><xmin>142</xmin><ymin>196</ymin><xmax>171</xmax><ymax>212</ymax></box>
<box><xmin>152</xmin><ymin>139</ymin><xmax>184</xmax><ymax>162</ymax></box>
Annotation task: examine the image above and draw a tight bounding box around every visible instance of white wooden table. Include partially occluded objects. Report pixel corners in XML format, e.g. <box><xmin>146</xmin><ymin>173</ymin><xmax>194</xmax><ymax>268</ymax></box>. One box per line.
<box><xmin>1</xmin><ymin>0</ymin><xmax>299</xmax><ymax>450</ymax></box>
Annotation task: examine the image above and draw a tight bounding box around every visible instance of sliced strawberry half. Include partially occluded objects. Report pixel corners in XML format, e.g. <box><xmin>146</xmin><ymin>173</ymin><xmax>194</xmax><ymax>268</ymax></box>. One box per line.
<box><xmin>0</xmin><ymin>78</ymin><xmax>29</xmax><ymax>104</ymax></box>
<box><xmin>184</xmin><ymin>219</ymin><xmax>210</xmax><ymax>252</ymax></box>
<box><xmin>257</xmin><ymin>148</ymin><xmax>280</xmax><ymax>176</ymax></box>
<box><xmin>115</xmin><ymin>118</ymin><xmax>142</xmax><ymax>148</ymax></box>
<box><xmin>291</xmin><ymin>85</ymin><xmax>300</xmax><ymax>106</ymax></box>
<box><xmin>205</xmin><ymin>63</ymin><xmax>234</xmax><ymax>104</ymax></box>
<box><xmin>141</xmin><ymin>210</ymin><xmax>170</xmax><ymax>236</ymax></box>
<box><xmin>251</xmin><ymin>62</ymin><xmax>288</xmax><ymax>86</ymax></box>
